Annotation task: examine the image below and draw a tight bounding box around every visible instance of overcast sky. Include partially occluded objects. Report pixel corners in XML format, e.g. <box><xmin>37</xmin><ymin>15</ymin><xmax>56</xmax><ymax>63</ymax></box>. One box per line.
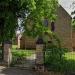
<box><xmin>59</xmin><ymin>0</ymin><xmax>75</xmax><ymax>15</ymax></box>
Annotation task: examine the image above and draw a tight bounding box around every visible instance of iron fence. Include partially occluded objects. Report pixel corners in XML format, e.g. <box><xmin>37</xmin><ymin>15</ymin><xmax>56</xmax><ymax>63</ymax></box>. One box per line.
<box><xmin>11</xmin><ymin>49</ymin><xmax>36</xmax><ymax>69</ymax></box>
<box><xmin>44</xmin><ymin>48</ymin><xmax>75</xmax><ymax>74</ymax></box>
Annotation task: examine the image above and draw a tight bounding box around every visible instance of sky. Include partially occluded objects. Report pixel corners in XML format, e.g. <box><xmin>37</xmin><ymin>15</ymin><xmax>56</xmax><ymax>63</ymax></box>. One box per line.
<box><xmin>59</xmin><ymin>0</ymin><xmax>75</xmax><ymax>15</ymax></box>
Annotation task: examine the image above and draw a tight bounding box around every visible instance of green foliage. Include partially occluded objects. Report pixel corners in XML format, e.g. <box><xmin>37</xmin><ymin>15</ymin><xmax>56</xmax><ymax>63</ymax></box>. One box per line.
<box><xmin>71</xmin><ymin>1</ymin><xmax>75</xmax><ymax>15</ymax></box>
<box><xmin>0</xmin><ymin>0</ymin><xmax>18</xmax><ymax>42</ymax></box>
<box><xmin>0</xmin><ymin>0</ymin><xmax>58</xmax><ymax>42</ymax></box>
<box><xmin>72</xmin><ymin>1</ymin><xmax>75</xmax><ymax>31</ymax></box>
<box><xmin>44</xmin><ymin>42</ymin><xmax>68</xmax><ymax>71</ymax></box>
<box><xmin>11</xmin><ymin>46</ymin><xmax>34</xmax><ymax>66</ymax></box>
<box><xmin>43</xmin><ymin>31</ymin><xmax>68</xmax><ymax>72</ymax></box>
<box><xmin>43</xmin><ymin>31</ymin><xmax>61</xmax><ymax>48</ymax></box>
<box><xmin>23</xmin><ymin>0</ymin><xmax>58</xmax><ymax>37</ymax></box>
<box><xmin>72</xmin><ymin>19</ymin><xmax>75</xmax><ymax>30</ymax></box>
<box><xmin>11</xmin><ymin>51</ymin><xmax>26</xmax><ymax>66</ymax></box>
<box><xmin>63</xmin><ymin>52</ymin><xmax>75</xmax><ymax>72</ymax></box>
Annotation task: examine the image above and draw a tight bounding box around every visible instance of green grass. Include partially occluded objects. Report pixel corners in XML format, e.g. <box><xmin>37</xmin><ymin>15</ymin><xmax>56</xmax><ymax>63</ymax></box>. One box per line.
<box><xmin>45</xmin><ymin>51</ymin><xmax>75</xmax><ymax>72</ymax></box>
<box><xmin>62</xmin><ymin>52</ymin><xmax>75</xmax><ymax>72</ymax></box>
<box><xmin>12</xmin><ymin>45</ymin><xmax>35</xmax><ymax>57</ymax></box>
<box><xmin>11</xmin><ymin>45</ymin><xmax>35</xmax><ymax>66</ymax></box>
<box><xmin>64</xmin><ymin>52</ymin><xmax>75</xmax><ymax>60</ymax></box>
<box><xmin>63</xmin><ymin>52</ymin><xmax>75</xmax><ymax>72</ymax></box>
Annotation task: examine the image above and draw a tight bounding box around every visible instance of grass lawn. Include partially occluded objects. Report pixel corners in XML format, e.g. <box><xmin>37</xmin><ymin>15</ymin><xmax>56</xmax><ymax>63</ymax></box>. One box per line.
<box><xmin>12</xmin><ymin>45</ymin><xmax>75</xmax><ymax>60</ymax></box>
<box><xmin>61</xmin><ymin>52</ymin><xmax>75</xmax><ymax>72</ymax></box>
<box><xmin>64</xmin><ymin>52</ymin><xmax>75</xmax><ymax>60</ymax></box>
<box><xmin>45</xmin><ymin>51</ymin><xmax>75</xmax><ymax>72</ymax></box>
<box><xmin>12</xmin><ymin>45</ymin><xmax>35</xmax><ymax>57</ymax></box>
<box><xmin>11</xmin><ymin>45</ymin><xmax>35</xmax><ymax>66</ymax></box>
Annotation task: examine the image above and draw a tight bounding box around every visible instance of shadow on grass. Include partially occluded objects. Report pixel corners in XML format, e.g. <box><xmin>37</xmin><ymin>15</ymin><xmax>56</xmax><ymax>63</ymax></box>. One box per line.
<box><xmin>45</xmin><ymin>56</ymin><xmax>75</xmax><ymax>73</ymax></box>
<box><xmin>62</xmin><ymin>59</ymin><xmax>75</xmax><ymax>72</ymax></box>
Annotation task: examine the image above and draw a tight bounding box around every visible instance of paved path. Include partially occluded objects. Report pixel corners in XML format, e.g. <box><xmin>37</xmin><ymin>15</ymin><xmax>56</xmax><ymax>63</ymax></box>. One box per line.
<box><xmin>12</xmin><ymin>54</ymin><xmax>36</xmax><ymax>68</ymax></box>
<box><xmin>0</xmin><ymin>54</ymin><xmax>43</xmax><ymax>75</ymax></box>
<box><xmin>0</xmin><ymin>66</ymin><xmax>37</xmax><ymax>75</ymax></box>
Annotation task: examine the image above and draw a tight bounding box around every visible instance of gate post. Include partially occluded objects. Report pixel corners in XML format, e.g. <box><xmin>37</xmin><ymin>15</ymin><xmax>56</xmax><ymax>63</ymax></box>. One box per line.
<box><xmin>4</xmin><ymin>41</ymin><xmax>12</xmax><ymax>66</ymax></box>
<box><xmin>36</xmin><ymin>37</ymin><xmax>44</xmax><ymax>71</ymax></box>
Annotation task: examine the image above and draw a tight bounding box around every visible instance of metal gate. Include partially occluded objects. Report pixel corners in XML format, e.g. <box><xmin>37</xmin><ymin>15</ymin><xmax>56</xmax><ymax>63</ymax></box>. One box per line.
<box><xmin>11</xmin><ymin>47</ymin><xmax>36</xmax><ymax>69</ymax></box>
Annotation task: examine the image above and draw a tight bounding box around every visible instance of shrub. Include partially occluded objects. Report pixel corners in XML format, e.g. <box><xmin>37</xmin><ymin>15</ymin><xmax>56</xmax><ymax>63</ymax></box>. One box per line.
<box><xmin>44</xmin><ymin>43</ymin><xmax>68</xmax><ymax>72</ymax></box>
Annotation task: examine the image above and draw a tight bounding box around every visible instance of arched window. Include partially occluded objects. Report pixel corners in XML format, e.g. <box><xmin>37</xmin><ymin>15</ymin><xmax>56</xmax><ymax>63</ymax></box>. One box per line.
<box><xmin>44</xmin><ymin>19</ymin><xmax>48</xmax><ymax>27</ymax></box>
<box><xmin>51</xmin><ymin>21</ymin><xmax>55</xmax><ymax>31</ymax></box>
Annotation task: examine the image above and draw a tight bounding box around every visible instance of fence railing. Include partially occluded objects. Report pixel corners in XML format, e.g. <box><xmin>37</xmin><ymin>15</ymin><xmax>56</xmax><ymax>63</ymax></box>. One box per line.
<box><xmin>44</xmin><ymin>49</ymin><xmax>75</xmax><ymax>73</ymax></box>
<box><xmin>11</xmin><ymin>49</ymin><xmax>36</xmax><ymax>68</ymax></box>
<box><xmin>8</xmin><ymin>46</ymin><xmax>75</xmax><ymax>73</ymax></box>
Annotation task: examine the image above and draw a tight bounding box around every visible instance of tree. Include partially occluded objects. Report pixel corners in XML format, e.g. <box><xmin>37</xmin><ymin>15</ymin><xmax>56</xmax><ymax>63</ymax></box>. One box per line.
<box><xmin>0</xmin><ymin>0</ymin><xmax>58</xmax><ymax>42</ymax></box>
<box><xmin>24</xmin><ymin>0</ymin><xmax>58</xmax><ymax>37</ymax></box>
<box><xmin>71</xmin><ymin>1</ymin><xmax>75</xmax><ymax>15</ymax></box>
<box><xmin>71</xmin><ymin>1</ymin><xmax>75</xmax><ymax>30</ymax></box>
<box><xmin>0</xmin><ymin>0</ymin><xmax>60</xmax><ymax>66</ymax></box>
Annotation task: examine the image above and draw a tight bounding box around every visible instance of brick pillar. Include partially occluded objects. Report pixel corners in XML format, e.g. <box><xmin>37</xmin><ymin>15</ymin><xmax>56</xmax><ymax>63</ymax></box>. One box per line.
<box><xmin>36</xmin><ymin>37</ymin><xmax>44</xmax><ymax>71</ymax></box>
<box><xmin>4</xmin><ymin>41</ymin><xmax>12</xmax><ymax>66</ymax></box>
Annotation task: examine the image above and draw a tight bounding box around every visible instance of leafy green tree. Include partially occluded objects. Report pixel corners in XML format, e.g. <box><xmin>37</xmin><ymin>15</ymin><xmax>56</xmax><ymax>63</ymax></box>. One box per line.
<box><xmin>0</xmin><ymin>0</ymin><xmax>59</xmax><ymax>60</ymax></box>
<box><xmin>24</xmin><ymin>0</ymin><xmax>58</xmax><ymax>37</ymax></box>
<box><xmin>0</xmin><ymin>0</ymin><xmax>58</xmax><ymax>42</ymax></box>
<box><xmin>71</xmin><ymin>1</ymin><xmax>75</xmax><ymax>30</ymax></box>
<box><xmin>72</xmin><ymin>19</ymin><xmax>75</xmax><ymax>30</ymax></box>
